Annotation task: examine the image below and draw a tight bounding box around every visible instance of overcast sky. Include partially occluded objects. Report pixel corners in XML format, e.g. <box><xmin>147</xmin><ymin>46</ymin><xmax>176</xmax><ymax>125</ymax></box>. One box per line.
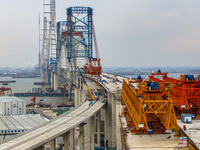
<box><xmin>0</xmin><ymin>0</ymin><xmax>200</xmax><ymax>68</ymax></box>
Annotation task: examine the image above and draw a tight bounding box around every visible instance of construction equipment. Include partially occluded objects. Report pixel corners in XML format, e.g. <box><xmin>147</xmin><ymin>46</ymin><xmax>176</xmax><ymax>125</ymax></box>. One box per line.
<box><xmin>150</xmin><ymin>70</ymin><xmax>200</xmax><ymax>118</ymax></box>
<box><xmin>0</xmin><ymin>87</ymin><xmax>12</xmax><ymax>96</ymax></box>
<box><xmin>163</xmin><ymin>74</ymin><xmax>200</xmax><ymax>116</ymax></box>
<box><xmin>121</xmin><ymin>78</ymin><xmax>178</xmax><ymax>133</ymax></box>
<box><xmin>83</xmin><ymin>58</ymin><xmax>102</xmax><ymax>76</ymax></box>
<box><xmin>31</xmin><ymin>87</ymin><xmax>40</xmax><ymax>106</ymax></box>
<box><xmin>77</xmin><ymin>66</ymin><xmax>95</xmax><ymax>100</ymax></box>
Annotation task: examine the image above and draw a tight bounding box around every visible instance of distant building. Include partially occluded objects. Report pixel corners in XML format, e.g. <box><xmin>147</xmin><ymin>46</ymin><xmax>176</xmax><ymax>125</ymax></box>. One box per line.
<box><xmin>0</xmin><ymin>96</ymin><xmax>26</xmax><ymax>115</ymax></box>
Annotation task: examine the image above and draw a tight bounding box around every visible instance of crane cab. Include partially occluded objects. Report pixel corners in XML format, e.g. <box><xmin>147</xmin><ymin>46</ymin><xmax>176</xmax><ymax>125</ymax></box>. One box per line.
<box><xmin>139</xmin><ymin>81</ymin><xmax>160</xmax><ymax>93</ymax></box>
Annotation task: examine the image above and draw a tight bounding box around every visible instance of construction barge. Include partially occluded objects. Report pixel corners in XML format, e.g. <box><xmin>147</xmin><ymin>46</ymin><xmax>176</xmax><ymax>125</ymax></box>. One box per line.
<box><xmin>14</xmin><ymin>93</ymin><xmax>66</xmax><ymax>97</ymax></box>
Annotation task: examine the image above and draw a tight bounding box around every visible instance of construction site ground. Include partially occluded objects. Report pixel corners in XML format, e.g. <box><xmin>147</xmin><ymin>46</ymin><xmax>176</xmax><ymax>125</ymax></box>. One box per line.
<box><xmin>177</xmin><ymin>119</ymin><xmax>200</xmax><ymax>149</ymax></box>
<box><xmin>120</xmin><ymin>115</ymin><xmax>182</xmax><ymax>150</ymax></box>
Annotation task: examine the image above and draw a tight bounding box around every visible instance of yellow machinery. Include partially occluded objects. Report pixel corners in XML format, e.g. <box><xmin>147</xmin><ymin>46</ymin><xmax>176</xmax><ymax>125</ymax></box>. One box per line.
<box><xmin>77</xmin><ymin>67</ymin><xmax>95</xmax><ymax>100</ymax></box>
<box><xmin>121</xmin><ymin>78</ymin><xmax>178</xmax><ymax>133</ymax></box>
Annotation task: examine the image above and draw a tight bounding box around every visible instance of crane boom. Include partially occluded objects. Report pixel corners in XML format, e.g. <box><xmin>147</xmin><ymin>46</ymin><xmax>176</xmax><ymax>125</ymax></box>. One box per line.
<box><xmin>92</xmin><ymin>19</ymin><xmax>99</xmax><ymax>59</ymax></box>
<box><xmin>77</xmin><ymin>67</ymin><xmax>95</xmax><ymax>100</ymax></box>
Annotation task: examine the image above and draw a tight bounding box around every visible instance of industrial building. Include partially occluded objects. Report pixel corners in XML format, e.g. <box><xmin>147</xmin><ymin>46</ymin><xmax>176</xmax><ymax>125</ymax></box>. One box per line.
<box><xmin>0</xmin><ymin>96</ymin><xmax>26</xmax><ymax>115</ymax></box>
<box><xmin>0</xmin><ymin>96</ymin><xmax>49</xmax><ymax>141</ymax></box>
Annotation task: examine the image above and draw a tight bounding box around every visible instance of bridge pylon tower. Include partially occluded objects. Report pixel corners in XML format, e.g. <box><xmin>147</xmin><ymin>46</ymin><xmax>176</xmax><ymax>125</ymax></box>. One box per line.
<box><xmin>41</xmin><ymin>0</ymin><xmax>57</xmax><ymax>83</ymax></box>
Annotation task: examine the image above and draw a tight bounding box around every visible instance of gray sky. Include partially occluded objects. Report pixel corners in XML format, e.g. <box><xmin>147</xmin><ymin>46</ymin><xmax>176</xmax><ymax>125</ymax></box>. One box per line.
<box><xmin>0</xmin><ymin>0</ymin><xmax>200</xmax><ymax>67</ymax></box>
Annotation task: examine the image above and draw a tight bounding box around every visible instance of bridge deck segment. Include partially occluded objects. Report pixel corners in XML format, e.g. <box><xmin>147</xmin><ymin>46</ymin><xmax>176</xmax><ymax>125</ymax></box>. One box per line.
<box><xmin>0</xmin><ymin>100</ymin><xmax>106</xmax><ymax>150</ymax></box>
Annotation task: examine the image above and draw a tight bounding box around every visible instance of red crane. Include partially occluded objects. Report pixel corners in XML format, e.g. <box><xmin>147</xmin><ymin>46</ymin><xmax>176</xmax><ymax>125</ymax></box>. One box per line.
<box><xmin>0</xmin><ymin>87</ymin><xmax>12</xmax><ymax>96</ymax></box>
<box><xmin>31</xmin><ymin>88</ymin><xmax>40</xmax><ymax>106</ymax></box>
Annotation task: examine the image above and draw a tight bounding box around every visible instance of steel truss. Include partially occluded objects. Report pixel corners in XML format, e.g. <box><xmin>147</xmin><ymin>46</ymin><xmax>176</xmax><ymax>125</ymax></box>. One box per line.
<box><xmin>121</xmin><ymin>79</ymin><xmax>177</xmax><ymax>133</ymax></box>
<box><xmin>66</xmin><ymin>6</ymin><xmax>93</xmax><ymax>61</ymax></box>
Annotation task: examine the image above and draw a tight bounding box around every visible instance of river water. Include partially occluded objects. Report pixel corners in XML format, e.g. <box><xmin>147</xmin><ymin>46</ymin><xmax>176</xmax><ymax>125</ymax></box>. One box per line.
<box><xmin>0</xmin><ymin>76</ymin><xmax>64</xmax><ymax>105</ymax></box>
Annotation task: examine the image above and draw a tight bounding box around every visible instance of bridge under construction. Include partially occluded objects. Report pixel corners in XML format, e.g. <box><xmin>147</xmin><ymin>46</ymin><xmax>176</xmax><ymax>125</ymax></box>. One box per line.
<box><xmin>1</xmin><ymin>1</ymin><xmax>200</xmax><ymax>150</ymax></box>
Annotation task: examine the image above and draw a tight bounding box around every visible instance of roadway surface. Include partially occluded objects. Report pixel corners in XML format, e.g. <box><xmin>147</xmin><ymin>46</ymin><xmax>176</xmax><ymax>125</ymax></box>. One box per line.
<box><xmin>0</xmin><ymin>100</ymin><xmax>106</xmax><ymax>150</ymax></box>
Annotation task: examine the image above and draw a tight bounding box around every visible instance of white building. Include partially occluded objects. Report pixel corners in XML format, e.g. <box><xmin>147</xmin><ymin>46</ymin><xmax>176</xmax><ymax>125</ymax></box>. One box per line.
<box><xmin>0</xmin><ymin>96</ymin><xmax>26</xmax><ymax>115</ymax></box>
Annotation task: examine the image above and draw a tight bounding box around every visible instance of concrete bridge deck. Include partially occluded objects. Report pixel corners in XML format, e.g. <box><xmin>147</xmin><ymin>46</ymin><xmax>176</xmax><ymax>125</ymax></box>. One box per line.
<box><xmin>0</xmin><ymin>100</ymin><xmax>106</xmax><ymax>150</ymax></box>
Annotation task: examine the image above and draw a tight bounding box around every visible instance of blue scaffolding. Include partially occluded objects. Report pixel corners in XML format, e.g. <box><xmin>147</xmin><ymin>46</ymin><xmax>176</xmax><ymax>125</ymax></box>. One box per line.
<box><xmin>66</xmin><ymin>6</ymin><xmax>93</xmax><ymax>61</ymax></box>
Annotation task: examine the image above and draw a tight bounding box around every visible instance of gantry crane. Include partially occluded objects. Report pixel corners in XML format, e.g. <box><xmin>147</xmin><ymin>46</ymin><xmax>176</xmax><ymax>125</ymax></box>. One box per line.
<box><xmin>121</xmin><ymin>77</ymin><xmax>178</xmax><ymax>133</ymax></box>
<box><xmin>150</xmin><ymin>70</ymin><xmax>200</xmax><ymax>118</ymax></box>
<box><xmin>149</xmin><ymin>70</ymin><xmax>190</xmax><ymax>112</ymax></box>
<box><xmin>162</xmin><ymin>73</ymin><xmax>200</xmax><ymax>117</ymax></box>
<box><xmin>0</xmin><ymin>87</ymin><xmax>12</xmax><ymax>96</ymax></box>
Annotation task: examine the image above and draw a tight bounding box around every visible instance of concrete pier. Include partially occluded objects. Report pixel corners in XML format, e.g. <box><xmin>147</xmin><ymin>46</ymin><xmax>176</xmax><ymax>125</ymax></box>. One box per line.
<box><xmin>62</xmin><ymin>131</ymin><xmax>70</xmax><ymax>150</ymax></box>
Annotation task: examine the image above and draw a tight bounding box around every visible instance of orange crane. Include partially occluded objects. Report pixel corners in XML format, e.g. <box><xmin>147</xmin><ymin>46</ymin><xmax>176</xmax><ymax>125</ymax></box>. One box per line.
<box><xmin>121</xmin><ymin>78</ymin><xmax>178</xmax><ymax>133</ymax></box>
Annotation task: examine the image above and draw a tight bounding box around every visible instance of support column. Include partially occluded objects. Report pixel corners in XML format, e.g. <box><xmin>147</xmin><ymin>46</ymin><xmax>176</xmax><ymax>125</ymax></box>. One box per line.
<box><xmin>79</xmin><ymin>123</ymin><xmax>85</xmax><ymax>150</ymax></box>
<box><xmin>96</xmin><ymin>111</ymin><xmax>101</xmax><ymax>147</ymax></box>
<box><xmin>49</xmin><ymin>139</ymin><xmax>56</xmax><ymax>150</ymax></box>
<box><xmin>105</xmin><ymin>92</ymin><xmax>112</xmax><ymax>147</ymax></box>
<box><xmin>90</xmin><ymin>115</ymin><xmax>95</xmax><ymax>150</ymax></box>
<box><xmin>75</xmin><ymin>87</ymin><xmax>79</xmax><ymax>107</ymax></box>
<box><xmin>33</xmin><ymin>146</ymin><xmax>44</xmax><ymax>150</ymax></box>
<box><xmin>79</xmin><ymin>89</ymin><xmax>83</xmax><ymax>104</ymax></box>
<box><xmin>53</xmin><ymin>73</ymin><xmax>58</xmax><ymax>92</ymax></box>
<box><xmin>112</xmin><ymin>93</ymin><xmax>116</xmax><ymax>147</ymax></box>
<box><xmin>116</xmin><ymin>100</ymin><xmax>122</xmax><ymax>149</ymax></box>
<box><xmin>70</xmin><ymin>129</ymin><xmax>75</xmax><ymax>150</ymax></box>
<box><xmin>51</xmin><ymin>71</ymin><xmax>54</xmax><ymax>89</ymax></box>
<box><xmin>85</xmin><ymin>119</ymin><xmax>91</xmax><ymax>149</ymax></box>
<box><xmin>62</xmin><ymin>131</ymin><xmax>70</xmax><ymax>150</ymax></box>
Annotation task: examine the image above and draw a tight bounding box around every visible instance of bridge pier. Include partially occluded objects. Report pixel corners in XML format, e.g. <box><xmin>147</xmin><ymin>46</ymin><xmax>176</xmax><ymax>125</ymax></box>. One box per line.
<box><xmin>70</xmin><ymin>128</ymin><xmax>75</xmax><ymax>149</ymax></box>
<box><xmin>62</xmin><ymin>131</ymin><xmax>70</xmax><ymax>150</ymax></box>
<box><xmin>75</xmin><ymin>87</ymin><xmax>78</xmax><ymax>106</ymax></box>
<box><xmin>34</xmin><ymin>146</ymin><xmax>44</xmax><ymax>150</ymax></box>
<box><xmin>54</xmin><ymin>73</ymin><xmax>58</xmax><ymax>92</ymax></box>
<box><xmin>90</xmin><ymin>115</ymin><xmax>95</xmax><ymax>150</ymax></box>
<box><xmin>85</xmin><ymin>119</ymin><xmax>91</xmax><ymax>149</ymax></box>
<box><xmin>111</xmin><ymin>93</ymin><xmax>116</xmax><ymax>147</ymax></box>
<box><xmin>51</xmin><ymin>71</ymin><xmax>54</xmax><ymax>89</ymax></box>
<box><xmin>49</xmin><ymin>139</ymin><xmax>56</xmax><ymax>150</ymax></box>
<box><xmin>96</xmin><ymin>111</ymin><xmax>101</xmax><ymax>147</ymax></box>
<box><xmin>79</xmin><ymin>123</ymin><xmax>85</xmax><ymax>150</ymax></box>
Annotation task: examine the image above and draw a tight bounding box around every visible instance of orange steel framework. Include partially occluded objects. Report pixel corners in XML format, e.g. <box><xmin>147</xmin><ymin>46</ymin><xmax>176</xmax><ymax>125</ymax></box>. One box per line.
<box><xmin>121</xmin><ymin>78</ymin><xmax>178</xmax><ymax>133</ymax></box>
<box><xmin>163</xmin><ymin>74</ymin><xmax>200</xmax><ymax>108</ymax></box>
<box><xmin>149</xmin><ymin>74</ymin><xmax>190</xmax><ymax>111</ymax></box>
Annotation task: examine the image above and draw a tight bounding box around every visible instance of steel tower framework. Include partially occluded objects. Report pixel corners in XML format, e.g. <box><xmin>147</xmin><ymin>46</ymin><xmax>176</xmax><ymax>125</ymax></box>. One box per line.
<box><xmin>66</xmin><ymin>7</ymin><xmax>93</xmax><ymax>64</ymax></box>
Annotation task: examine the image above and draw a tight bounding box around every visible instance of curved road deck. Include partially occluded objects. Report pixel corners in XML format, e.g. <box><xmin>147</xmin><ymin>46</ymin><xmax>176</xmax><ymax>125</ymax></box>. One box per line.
<box><xmin>0</xmin><ymin>100</ymin><xmax>106</xmax><ymax>150</ymax></box>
